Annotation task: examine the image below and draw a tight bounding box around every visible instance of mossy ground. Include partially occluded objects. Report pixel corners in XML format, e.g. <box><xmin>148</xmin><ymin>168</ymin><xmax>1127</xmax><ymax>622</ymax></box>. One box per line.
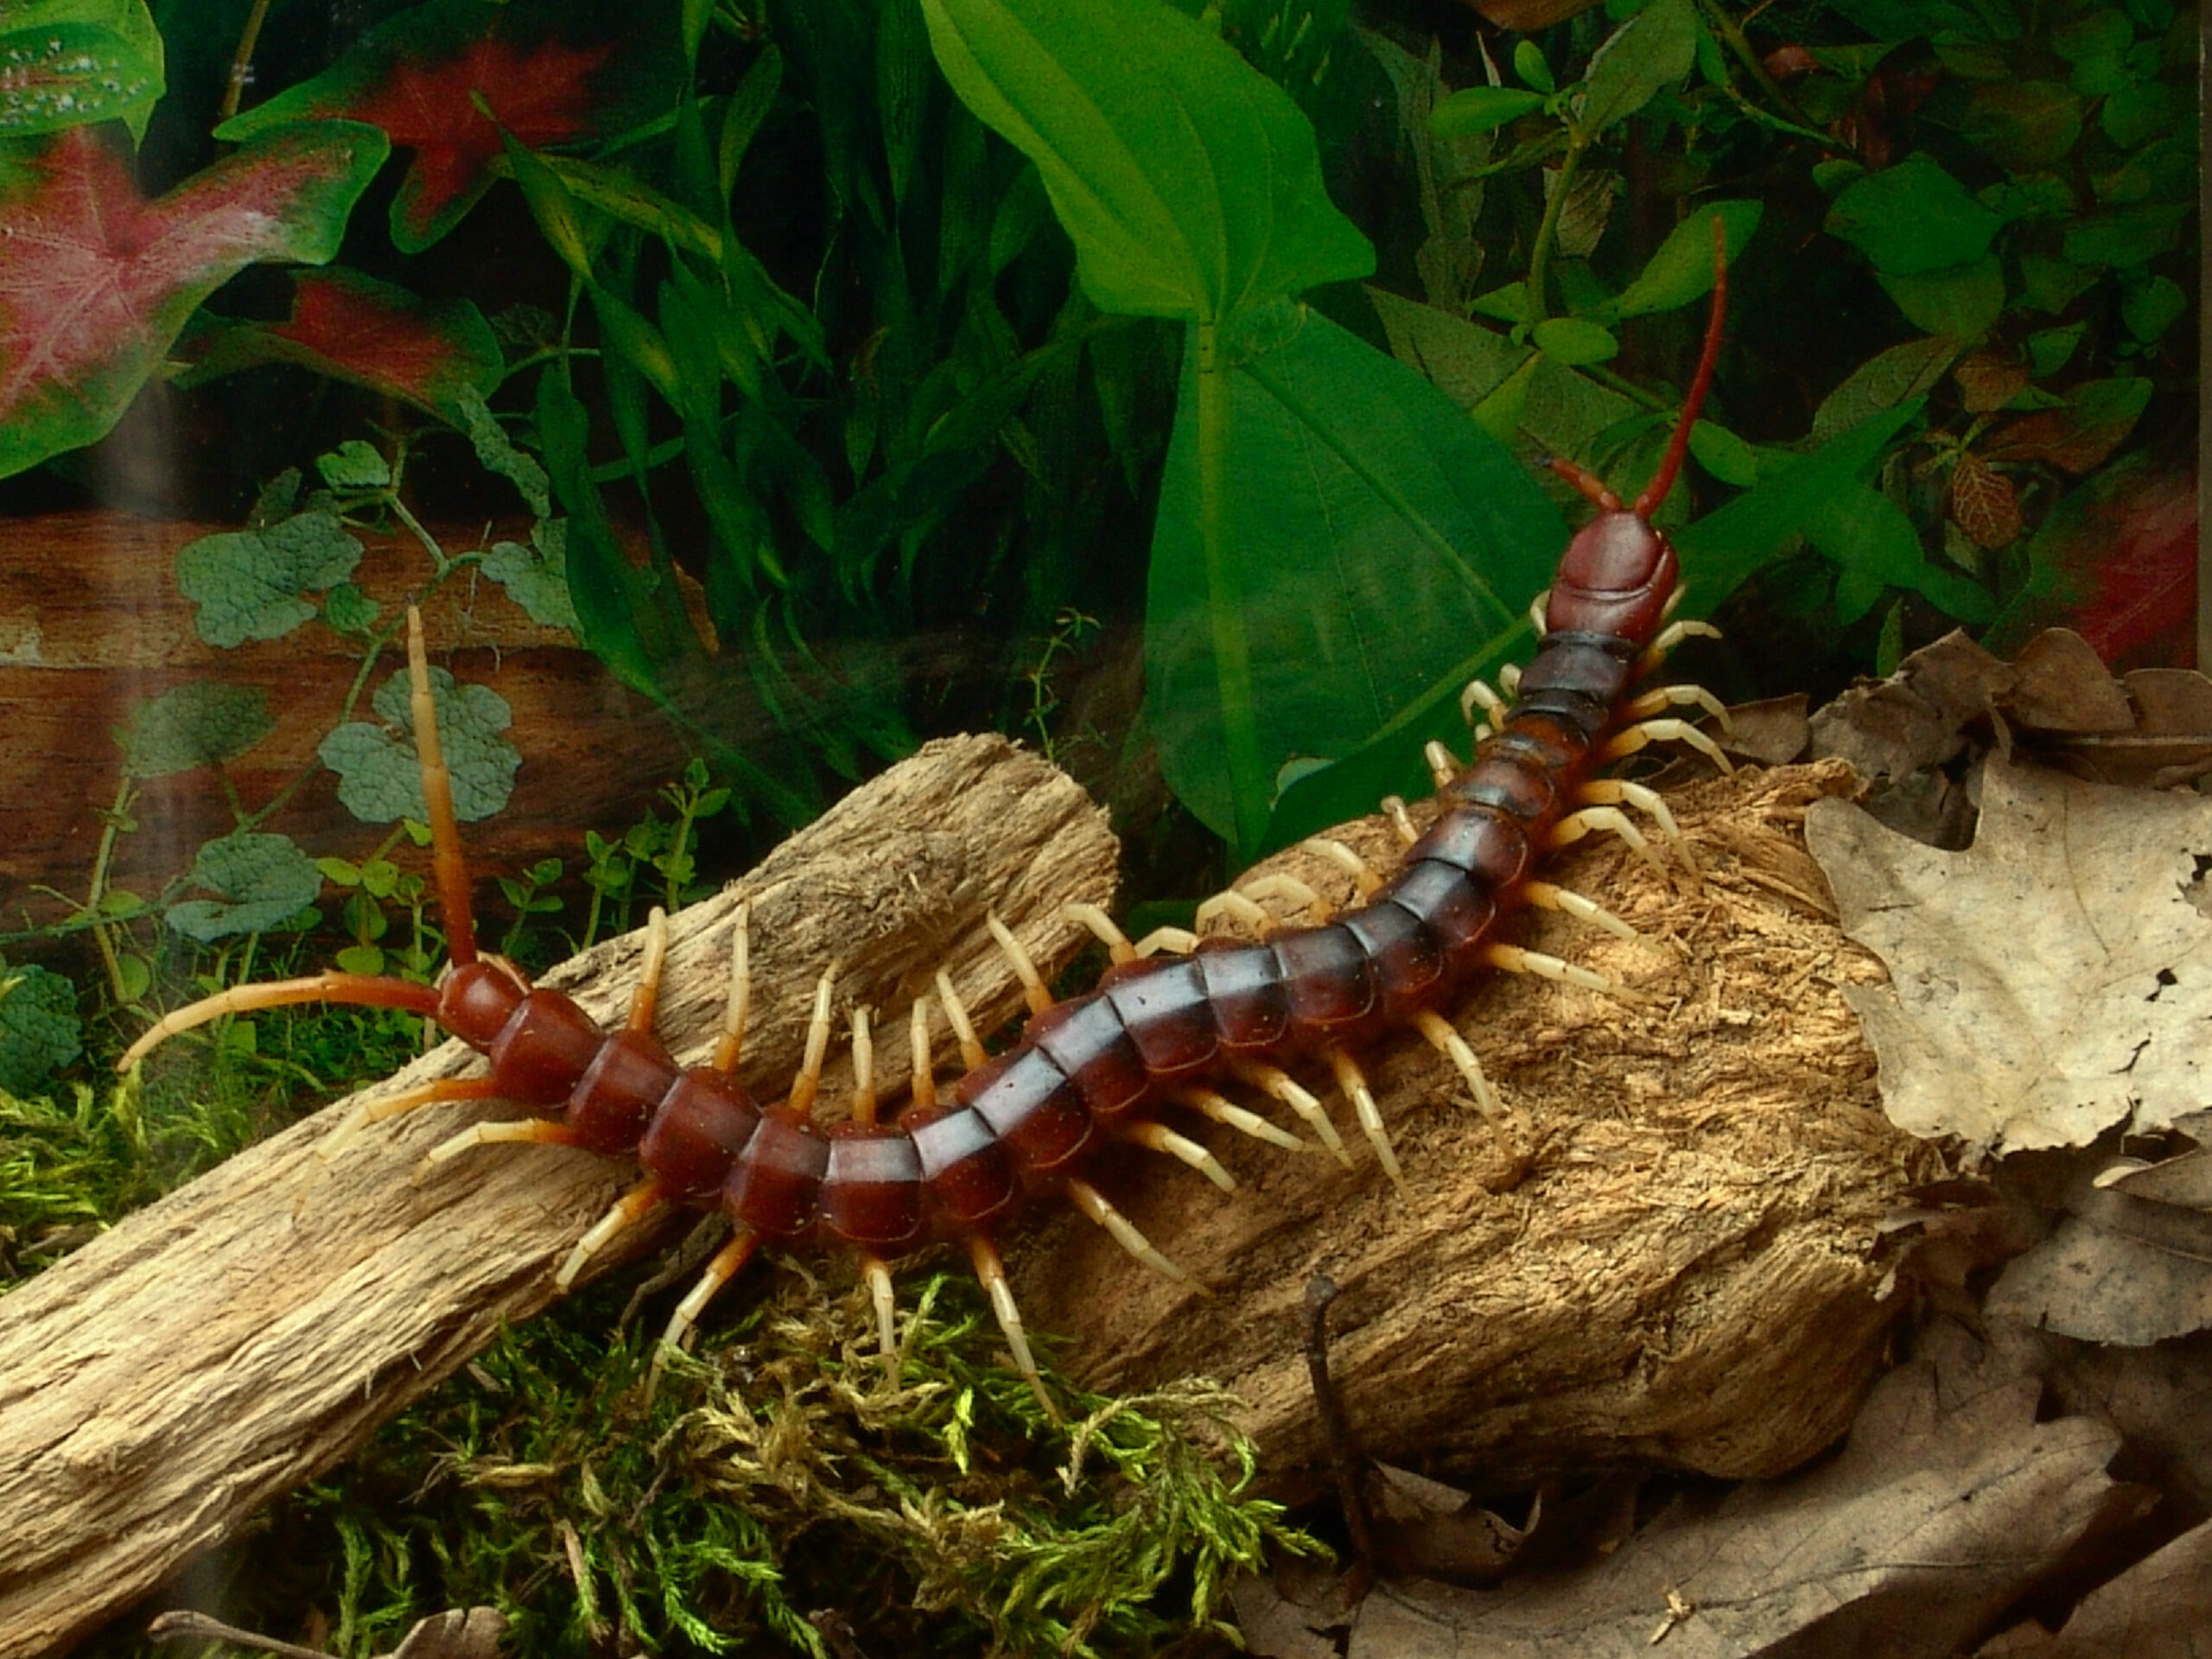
<box><xmin>3</xmin><ymin>995</ymin><xmax>1316</xmax><ymax>1658</ymax></box>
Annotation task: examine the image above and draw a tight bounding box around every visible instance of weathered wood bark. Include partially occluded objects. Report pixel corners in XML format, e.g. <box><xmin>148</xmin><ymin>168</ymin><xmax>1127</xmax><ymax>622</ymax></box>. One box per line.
<box><xmin>1016</xmin><ymin>760</ymin><xmax>1942</xmax><ymax>1497</ymax></box>
<box><xmin>0</xmin><ymin>735</ymin><xmax>1116</xmax><ymax>1659</ymax></box>
<box><xmin>0</xmin><ymin>510</ymin><xmax>692</xmax><ymax>918</ymax></box>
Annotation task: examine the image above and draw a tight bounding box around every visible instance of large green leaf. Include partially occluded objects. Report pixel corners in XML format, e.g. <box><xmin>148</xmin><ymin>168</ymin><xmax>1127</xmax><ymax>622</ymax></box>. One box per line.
<box><xmin>1147</xmin><ymin>302</ymin><xmax>1564</xmax><ymax>850</ymax></box>
<box><xmin>918</xmin><ymin>0</ymin><xmax>1373</xmax><ymax>324</ymax></box>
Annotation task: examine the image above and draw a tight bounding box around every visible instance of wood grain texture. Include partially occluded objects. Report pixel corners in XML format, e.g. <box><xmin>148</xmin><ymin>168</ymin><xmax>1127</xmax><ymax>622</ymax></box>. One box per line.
<box><xmin>1018</xmin><ymin>761</ymin><xmax>1943</xmax><ymax>1497</ymax></box>
<box><xmin>0</xmin><ymin>734</ymin><xmax>1116</xmax><ymax>1659</ymax></box>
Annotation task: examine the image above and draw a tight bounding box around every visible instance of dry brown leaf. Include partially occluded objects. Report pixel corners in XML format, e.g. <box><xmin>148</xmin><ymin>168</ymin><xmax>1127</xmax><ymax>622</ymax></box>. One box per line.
<box><xmin>1974</xmin><ymin>1516</ymin><xmax>2212</xmax><ymax>1657</ymax></box>
<box><xmin>1988</xmin><ymin>1175</ymin><xmax>2212</xmax><ymax>1344</ymax></box>
<box><xmin>1805</xmin><ymin>756</ymin><xmax>2212</xmax><ymax>1154</ymax></box>
<box><xmin>1342</xmin><ymin>1321</ymin><xmax>2126</xmax><ymax>1659</ymax></box>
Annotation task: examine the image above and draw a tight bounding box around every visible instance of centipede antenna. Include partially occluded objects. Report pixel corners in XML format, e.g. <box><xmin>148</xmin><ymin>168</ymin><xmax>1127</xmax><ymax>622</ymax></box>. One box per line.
<box><xmin>558</xmin><ymin>1176</ymin><xmax>664</xmax><ymax>1290</ymax></box>
<box><xmin>861</xmin><ymin>1253</ymin><xmax>899</xmax><ymax>1361</ymax></box>
<box><xmin>1381</xmin><ymin>796</ymin><xmax>1421</xmax><ymax>849</ymax></box>
<box><xmin>407</xmin><ymin>606</ymin><xmax>479</xmax><ymax>969</ymax></box>
<box><xmin>1125</xmin><ymin>1119</ymin><xmax>1236</xmax><ymax>1192</ymax></box>
<box><xmin>1066</xmin><ymin>1179</ymin><xmax>1198</xmax><ymax>1289</ymax></box>
<box><xmin>711</xmin><ymin>905</ymin><xmax>752</xmax><ymax>1075</ymax></box>
<box><xmin>1326</xmin><ymin>1048</ymin><xmax>1403</xmax><ymax>1190</ymax></box>
<box><xmin>933</xmin><ymin>969</ymin><xmax>988</xmax><ymax>1070</ymax></box>
<box><xmin>656</xmin><ymin>1228</ymin><xmax>761</xmax><ymax>1375</ymax></box>
<box><xmin>1579</xmin><ymin>778</ymin><xmax>1703</xmax><ymax>879</ymax></box>
<box><xmin>1548</xmin><ymin>454</ymin><xmax>1622</xmax><ymax>511</ymax></box>
<box><xmin>1523</xmin><ymin>880</ymin><xmax>1641</xmax><ymax>941</ymax></box>
<box><xmin>1600</xmin><ymin>715</ymin><xmax>1735</xmax><ymax>777</ymax></box>
<box><xmin>1549</xmin><ymin>804</ymin><xmax>1662</xmax><ymax>874</ymax></box>
<box><xmin>424</xmin><ymin>1115</ymin><xmax>577</xmax><ymax>1165</ymax></box>
<box><xmin>849</xmin><ymin>1005</ymin><xmax>877</xmax><ymax>1126</ymax></box>
<box><xmin>968</xmin><ymin>1233</ymin><xmax>1058</xmax><ymax>1421</ymax></box>
<box><xmin>985</xmin><ymin>912</ymin><xmax>1053</xmax><ymax>1017</ymax></box>
<box><xmin>1414</xmin><ymin>1011</ymin><xmax>1501</xmax><ymax>1116</ymax></box>
<box><xmin>786</xmin><ymin>963</ymin><xmax>841</xmax><ymax>1120</ymax></box>
<box><xmin>1634</xmin><ymin>214</ymin><xmax>1728</xmax><ymax>520</ymax></box>
<box><xmin>1175</xmin><ymin>1085</ymin><xmax>1308</xmax><ymax>1152</ymax></box>
<box><xmin>626</xmin><ymin>907</ymin><xmax>671</xmax><ymax>1033</ymax></box>
<box><xmin>1306</xmin><ymin>837</ymin><xmax>1382</xmax><ymax>899</ymax></box>
<box><xmin>1486</xmin><ymin>942</ymin><xmax>1648</xmax><ymax>1004</ymax></box>
<box><xmin>1232</xmin><ymin>1060</ymin><xmax>1350</xmax><ymax>1163</ymax></box>
<box><xmin>1624</xmin><ymin>682</ymin><xmax>1736</xmax><ymax>735</ymax></box>
<box><xmin>908</xmin><ymin>995</ymin><xmax>938</xmax><ymax>1111</ymax></box>
<box><xmin>1423</xmin><ymin>741</ymin><xmax>1460</xmax><ymax>791</ymax></box>
<box><xmin>118</xmin><ymin>971</ymin><xmax>443</xmax><ymax>1071</ymax></box>
<box><xmin>1064</xmin><ymin>901</ymin><xmax>1138</xmax><ymax>965</ymax></box>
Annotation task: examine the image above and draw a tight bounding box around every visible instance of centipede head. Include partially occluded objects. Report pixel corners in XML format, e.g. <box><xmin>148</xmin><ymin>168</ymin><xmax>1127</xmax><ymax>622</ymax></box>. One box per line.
<box><xmin>435</xmin><ymin>955</ymin><xmax>530</xmax><ymax>1046</ymax></box>
<box><xmin>1541</xmin><ymin>215</ymin><xmax>1727</xmax><ymax>646</ymax></box>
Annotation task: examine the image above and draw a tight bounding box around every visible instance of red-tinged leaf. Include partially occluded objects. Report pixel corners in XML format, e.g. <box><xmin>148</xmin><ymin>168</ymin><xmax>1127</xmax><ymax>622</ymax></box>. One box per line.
<box><xmin>180</xmin><ymin>266</ymin><xmax>500</xmax><ymax>423</ymax></box>
<box><xmin>0</xmin><ymin>120</ymin><xmax>389</xmax><ymax>480</ymax></box>
<box><xmin>216</xmin><ymin>0</ymin><xmax>680</xmax><ymax>253</ymax></box>
<box><xmin>1983</xmin><ymin>377</ymin><xmax>2153</xmax><ymax>474</ymax></box>
<box><xmin>1949</xmin><ymin>450</ymin><xmax>2021</xmax><ymax>549</ymax></box>
<box><xmin>1953</xmin><ymin>348</ymin><xmax>2027</xmax><ymax>414</ymax></box>
<box><xmin>1990</xmin><ymin>461</ymin><xmax>2196</xmax><ymax>669</ymax></box>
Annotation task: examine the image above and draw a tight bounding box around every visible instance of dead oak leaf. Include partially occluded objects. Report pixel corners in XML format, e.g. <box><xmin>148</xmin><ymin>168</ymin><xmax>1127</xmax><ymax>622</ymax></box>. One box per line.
<box><xmin>1345</xmin><ymin>1321</ymin><xmax>2126</xmax><ymax>1658</ymax></box>
<box><xmin>1804</xmin><ymin>756</ymin><xmax>2212</xmax><ymax>1155</ymax></box>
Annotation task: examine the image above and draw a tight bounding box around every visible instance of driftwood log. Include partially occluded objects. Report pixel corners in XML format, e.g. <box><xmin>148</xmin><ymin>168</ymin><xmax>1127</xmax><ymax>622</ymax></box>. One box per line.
<box><xmin>1016</xmin><ymin>758</ymin><xmax>1942</xmax><ymax>1496</ymax></box>
<box><xmin>0</xmin><ymin>745</ymin><xmax>1938</xmax><ymax>1655</ymax></box>
<box><xmin>0</xmin><ymin>734</ymin><xmax>1116</xmax><ymax>1659</ymax></box>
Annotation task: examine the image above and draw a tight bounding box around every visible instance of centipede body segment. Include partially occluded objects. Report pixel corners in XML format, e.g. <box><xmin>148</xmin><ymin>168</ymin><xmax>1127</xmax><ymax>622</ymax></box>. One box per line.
<box><xmin>120</xmin><ymin>228</ymin><xmax>1738</xmax><ymax>1417</ymax></box>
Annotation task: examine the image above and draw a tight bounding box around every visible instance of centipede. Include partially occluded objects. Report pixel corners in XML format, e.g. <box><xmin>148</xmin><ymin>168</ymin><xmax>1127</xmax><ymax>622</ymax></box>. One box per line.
<box><xmin>120</xmin><ymin>237</ymin><xmax>1735</xmax><ymax>1419</ymax></box>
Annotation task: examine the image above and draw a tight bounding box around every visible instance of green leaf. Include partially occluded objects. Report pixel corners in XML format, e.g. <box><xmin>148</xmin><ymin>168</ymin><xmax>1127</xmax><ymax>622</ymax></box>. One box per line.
<box><xmin>1808</xmin><ymin>484</ymin><xmax>1993</xmax><ymax>625</ymax></box>
<box><xmin>322</xmin><ymin>582</ymin><xmax>380</xmax><ymax>636</ymax></box>
<box><xmin>1147</xmin><ymin>302</ymin><xmax>1564</xmax><ymax>850</ymax></box>
<box><xmin>1826</xmin><ymin>153</ymin><xmax>2007</xmax><ymax>275</ymax></box>
<box><xmin>2025</xmin><ymin>322</ymin><xmax>2088</xmax><ymax>376</ymax></box>
<box><xmin>2101</xmin><ymin>79</ymin><xmax>2191</xmax><ymax>149</ymax></box>
<box><xmin>1599</xmin><ymin>200</ymin><xmax>1761</xmax><ymax>321</ymax></box>
<box><xmin>1811</xmin><ymin>337</ymin><xmax>1961</xmax><ymax>442</ymax></box>
<box><xmin>2063</xmin><ymin>201</ymin><xmax>2190</xmax><ymax>267</ymax></box>
<box><xmin>0</xmin><ymin>3</ymin><xmax>163</xmax><ymax>140</ymax></box>
<box><xmin>119</xmin><ymin>682</ymin><xmax>274</xmax><ymax>779</ymax></box>
<box><xmin>483</xmin><ymin>521</ymin><xmax>579</xmax><ymax>631</ymax></box>
<box><xmin>0</xmin><ymin>963</ymin><xmax>80</xmax><ymax>1094</ymax></box>
<box><xmin>1687</xmin><ymin>420</ymin><xmax>1758</xmax><ymax>486</ymax></box>
<box><xmin>1512</xmin><ymin>39</ymin><xmax>1556</xmax><ymax>95</ymax></box>
<box><xmin>1575</xmin><ymin>0</ymin><xmax>1699</xmax><ymax>137</ymax></box>
<box><xmin>2120</xmin><ymin>273</ymin><xmax>2185</xmax><ymax>343</ymax></box>
<box><xmin>164</xmin><ymin>831</ymin><xmax>323</xmax><ymax>942</ymax></box>
<box><xmin>1875</xmin><ymin>252</ymin><xmax>2006</xmax><ymax>338</ymax></box>
<box><xmin>1530</xmin><ymin>317</ymin><xmax>1618</xmax><ymax>366</ymax></box>
<box><xmin>175</xmin><ymin>511</ymin><xmax>365</xmax><ymax>647</ymax></box>
<box><xmin>318</xmin><ymin>665</ymin><xmax>519</xmax><ymax>824</ymax></box>
<box><xmin>1673</xmin><ymin>401</ymin><xmax>1924</xmax><ymax>601</ymax></box>
<box><xmin>1959</xmin><ymin>82</ymin><xmax>2083</xmax><ymax>169</ymax></box>
<box><xmin>317</xmin><ymin>438</ymin><xmax>391</xmax><ymax>490</ymax></box>
<box><xmin>918</xmin><ymin>0</ymin><xmax>1373</xmax><ymax>323</ymax></box>
<box><xmin>456</xmin><ymin>385</ymin><xmax>552</xmax><ymax>518</ymax></box>
<box><xmin>1428</xmin><ymin>86</ymin><xmax>1547</xmax><ymax>137</ymax></box>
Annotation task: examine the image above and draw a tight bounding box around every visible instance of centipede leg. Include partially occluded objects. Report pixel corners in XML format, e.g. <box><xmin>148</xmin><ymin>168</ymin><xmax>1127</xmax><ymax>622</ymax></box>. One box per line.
<box><xmin>1194</xmin><ymin>890</ymin><xmax>1274</xmax><ymax>934</ymax></box>
<box><xmin>1424</xmin><ymin>741</ymin><xmax>1461</xmax><ymax>791</ymax></box>
<box><xmin>656</xmin><ymin>1227</ymin><xmax>762</xmax><ymax>1373</ymax></box>
<box><xmin>861</xmin><ymin>1254</ymin><xmax>899</xmax><ymax>1363</ymax></box>
<box><xmin>1522</xmin><ymin>880</ymin><xmax>1640</xmax><ymax>940</ymax></box>
<box><xmin>1236</xmin><ymin>872</ymin><xmax>1330</xmax><ymax>926</ymax></box>
<box><xmin>1413</xmin><ymin>1011</ymin><xmax>1500</xmax><ymax>1117</ymax></box>
<box><xmin>985</xmin><ymin>912</ymin><xmax>1054</xmax><ymax>1016</ymax></box>
<box><xmin>785</xmin><ymin>960</ymin><xmax>842</xmax><ymax>1118</ymax></box>
<box><xmin>1381</xmin><ymin>796</ymin><xmax>1421</xmax><ymax>849</ymax></box>
<box><xmin>1232</xmin><ymin>1060</ymin><xmax>1351</xmax><ymax>1165</ymax></box>
<box><xmin>424</xmin><ymin>1115</ymin><xmax>580</xmax><ymax>1166</ymax></box>
<box><xmin>1174</xmin><ymin>1084</ymin><xmax>1308</xmax><ymax>1152</ymax></box>
<box><xmin>1124</xmin><ymin>1119</ymin><xmax>1236</xmax><ymax>1192</ymax></box>
<box><xmin>1623</xmin><ymin>682</ymin><xmax>1735</xmax><ymax>735</ymax></box>
<box><xmin>321</xmin><ymin>1075</ymin><xmax>506</xmax><ymax>1162</ymax></box>
<box><xmin>1578</xmin><ymin>778</ymin><xmax>1701</xmax><ymax>879</ymax></box>
<box><xmin>1485</xmin><ymin>942</ymin><xmax>1648</xmax><ymax>1004</ymax></box>
<box><xmin>1600</xmin><ymin>715</ymin><xmax>1734</xmax><ymax>775</ymax></box>
<box><xmin>558</xmin><ymin>1175</ymin><xmax>665</xmax><ymax>1289</ymax></box>
<box><xmin>1326</xmin><ymin>1048</ymin><xmax>1404</xmax><ymax>1190</ymax></box>
<box><xmin>968</xmin><ymin>1233</ymin><xmax>1057</xmax><ymax>1421</ymax></box>
<box><xmin>1548</xmin><ymin>804</ymin><xmax>1662</xmax><ymax>873</ymax></box>
<box><xmin>1459</xmin><ymin>677</ymin><xmax>1509</xmax><ymax>739</ymax></box>
<box><xmin>710</xmin><ymin>902</ymin><xmax>753</xmax><ymax>1074</ymax></box>
<box><xmin>1064</xmin><ymin>901</ymin><xmax>1138</xmax><ymax>965</ymax></box>
<box><xmin>1637</xmin><ymin>617</ymin><xmax>1723</xmax><ymax>674</ymax></box>
<box><xmin>1306</xmin><ymin>837</ymin><xmax>1383</xmax><ymax>899</ymax></box>
<box><xmin>1066</xmin><ymin>1178</ymin><xmax>1200</xmax><ymax>1288</ymax></box>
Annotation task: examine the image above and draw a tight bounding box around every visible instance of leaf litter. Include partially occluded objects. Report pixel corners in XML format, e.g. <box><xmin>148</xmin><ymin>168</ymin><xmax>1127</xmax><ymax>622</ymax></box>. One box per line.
<box><xmin>1239</xmin><ymin>630</ymin><xmax>2212</xmax><ymax>1658</ymax></box>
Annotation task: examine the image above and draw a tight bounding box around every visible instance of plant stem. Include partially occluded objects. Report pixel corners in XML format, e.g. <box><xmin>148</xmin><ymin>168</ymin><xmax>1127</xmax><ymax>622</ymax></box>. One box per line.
<box><xmin>1525</xmin><ymin>130</ymin><xmax>1592</xmax><ymax>327</ymax></box>
<box><xmin>1193</xmin><ymin>317</ymin><xmax>1267</xmax><ymax>860</ymax></box>
<box><xmin>219</xmin><ymin>0</ymin><xmax>275</xmax><ymax>124</ymax></box>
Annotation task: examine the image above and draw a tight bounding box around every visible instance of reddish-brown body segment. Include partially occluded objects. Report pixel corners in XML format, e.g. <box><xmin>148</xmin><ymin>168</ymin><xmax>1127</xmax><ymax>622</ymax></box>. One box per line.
<box><xmin>121</xmin><ymin>226</ymin><xmax>1732</xmax><ymax>1370</ymax></box>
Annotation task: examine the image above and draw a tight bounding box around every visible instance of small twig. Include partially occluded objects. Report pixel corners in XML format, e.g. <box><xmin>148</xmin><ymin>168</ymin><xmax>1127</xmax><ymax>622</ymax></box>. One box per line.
<box><xmin>1303</xmin><ymin>1274</ymin><xmax>1376</xmax><ymax>1580</ymax></box>
<box><xmin>149</xmin><ymin>1609</ymin><xmax>333</xmax><ymax>1659</ymax></box>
